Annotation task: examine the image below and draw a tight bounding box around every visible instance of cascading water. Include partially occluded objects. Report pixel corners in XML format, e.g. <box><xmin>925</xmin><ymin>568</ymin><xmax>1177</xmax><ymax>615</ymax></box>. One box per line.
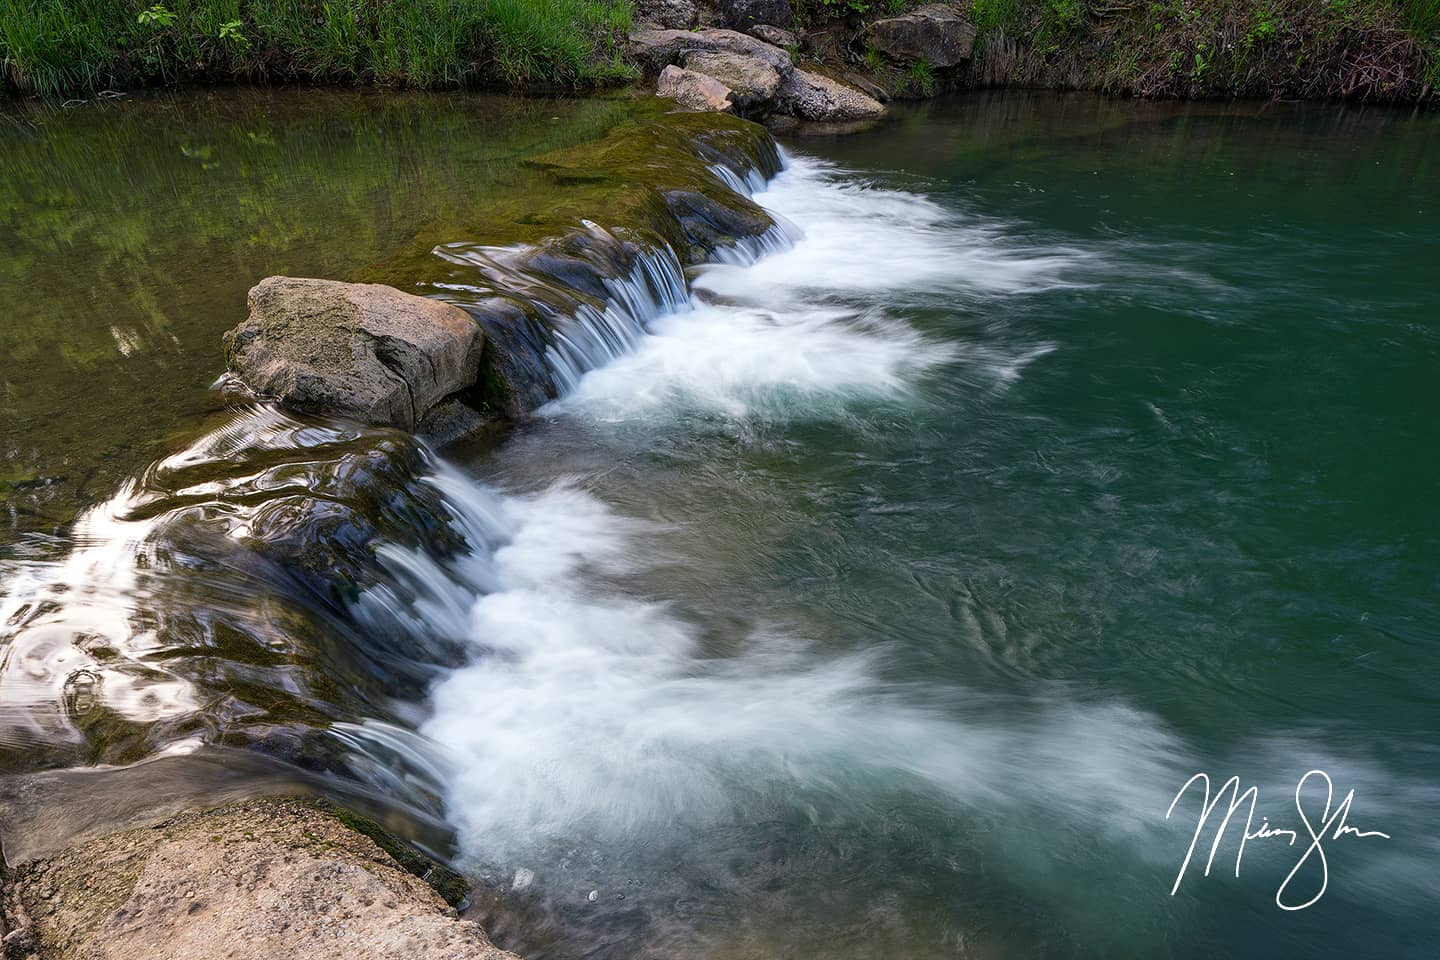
<box><xmin>0</xmin><ymin>137</ymin><xmax>801</xmax><ymax>818</ymax></box>
<box><xmin>0</xmin><ymin>143</ymin><xmax>1159</xmax><ymax>949</ymax></box>
<box><xmin>5</xmin><ymin>121</ymin><xmax>1433</xmax><ymax>960</ymax></box>
<box><xmin>0</xmin><ymin>138</ymin><xmax>1074</xmax><ymax>836</ymax></box>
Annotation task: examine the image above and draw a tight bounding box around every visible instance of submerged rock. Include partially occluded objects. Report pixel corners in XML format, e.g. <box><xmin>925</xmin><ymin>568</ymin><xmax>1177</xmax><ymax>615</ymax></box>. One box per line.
<box><xmin>663</xmin><ymin>188</ymin><xmax>776</xmax><ymax>258</ymax></box>
<box><xmin>3</xmin><ymin>798</ymin><xmax>517</xmax><ymax>960</ymax></box>
<box><xmin>864</xmin><ymin>4</ymin><xmax>977</xmax><ymax>68</ymax></box>
<box><xmin>681</xmin><ymin>49</ymin><xmax>782</xmax><ymax>109</ymax></box>
<box><xmin>224</xmin><ymin>277</ymin><xmax>485</xmax><ymax>431</ymax></box>
<box><xmin>778</xmin><ymin>68</ymin><xmax>887</xmax><ymax>122</ymax></box>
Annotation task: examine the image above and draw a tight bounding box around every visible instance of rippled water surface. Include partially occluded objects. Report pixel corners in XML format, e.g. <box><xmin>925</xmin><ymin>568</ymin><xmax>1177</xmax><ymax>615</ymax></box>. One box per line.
<box><xmin>3</xmin><ymin>92</ymin><xmax>1438</xmax><ymax>959</ymax></box>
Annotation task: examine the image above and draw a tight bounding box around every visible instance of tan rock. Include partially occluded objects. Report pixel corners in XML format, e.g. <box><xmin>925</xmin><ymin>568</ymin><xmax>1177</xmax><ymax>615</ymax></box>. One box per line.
<box><xmin>5</xmin><ymin>798</ymin><xmax>516</xmax><ymax>960</ymax></box>
<box><xmin>629</xmin><ymin>27</ymin><xmax>793</xmax><ymax>75</ymax></box>
<box><xmin>224</xmin><ymin>277</ymin><xmax>485</xmax><ymax>431</ymax></box>
<box><xmin>681</xmin><ymin>49</ymin><xmax>782</xmax><ymax>107</ymax></box>
<box><xmin>657</xmin><ymin>65</ymin><xmax>735</xmax><ymax>112</ymax></box>
<box><xmin>749</xmin><ymin>24</ymin><xmax>798</xmax><ymax>48</ymax></box>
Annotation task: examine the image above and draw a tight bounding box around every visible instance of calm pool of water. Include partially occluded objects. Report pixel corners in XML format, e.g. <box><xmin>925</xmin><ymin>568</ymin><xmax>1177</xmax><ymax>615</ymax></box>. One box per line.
<box><xmin>0</xmin><ymin>88</ymin><xmax>648</xmax><ymax>535</ymax></box>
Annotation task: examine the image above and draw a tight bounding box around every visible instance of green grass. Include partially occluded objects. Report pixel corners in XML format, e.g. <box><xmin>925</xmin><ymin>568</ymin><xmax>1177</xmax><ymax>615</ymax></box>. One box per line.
<box><xmin>0</xmin><ymin>0</ymin><xmax>637</xmax><ymax>96</ymax></box>
<box><xmin>957</xmin><ymin>0</ymin><xmax>1439</xmax><ymax>101</ymax></box>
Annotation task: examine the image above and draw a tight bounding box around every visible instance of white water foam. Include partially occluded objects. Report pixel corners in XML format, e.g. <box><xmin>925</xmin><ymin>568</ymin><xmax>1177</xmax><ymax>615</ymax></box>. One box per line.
<box><xmin>407</xmin><ymin>154</ymin><xmax>1188</xmax><ymax>881</ymax></box>
<box><xmin>401</xmin><ymin>473</ymin><xmax>1437</xmax><ymax>929</ymax></box>
<box><xmin>542</xmin><ymin>151</ymin><xmax>1086</xmax><ymax>421</ymax></box>
<box><xmin>407</xmin><ymin>150</ymin><xmax>1438</xmax><ymax>927</ymax></box>
<box><xmin>409</xmin><ymin>476</ymin><xmax>1193</xmax><ymax>868</ymax></box>
<box><xmin>695</xmin><ymin>154</ymin><xmax>1098</xmax><ymax>304</ymax></box>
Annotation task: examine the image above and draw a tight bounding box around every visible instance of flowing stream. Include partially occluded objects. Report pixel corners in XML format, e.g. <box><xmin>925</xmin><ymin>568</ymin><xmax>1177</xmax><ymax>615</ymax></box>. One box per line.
<box><xmin>2</xmin><ymin>91</ymin><xmax>1438</xmax><ymax>958</ymax></box>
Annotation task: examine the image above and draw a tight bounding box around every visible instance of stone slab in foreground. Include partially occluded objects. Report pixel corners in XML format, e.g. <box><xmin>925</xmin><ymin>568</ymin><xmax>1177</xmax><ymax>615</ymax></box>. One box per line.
<box><xmin>225</xmin><ymin>277</ymin><xmax>485</xmax><ymax>431</ymax></box>
<box><xmin>1</xmin><ymin>798</ymin><xmax>516</xmax><ymax>960</ymax></box>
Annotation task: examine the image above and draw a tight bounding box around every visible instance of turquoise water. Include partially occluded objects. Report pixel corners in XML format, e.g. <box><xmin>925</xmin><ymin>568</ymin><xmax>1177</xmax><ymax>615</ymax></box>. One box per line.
<box><xmin>437</xmin><ymin>94</ymin><xmax>1439</xmax><ymax>959</ymax></box>
<box><xmin>2</xmin><ymin>92</ymin><xmax>1437</xmax><ymax>958</ymax></box>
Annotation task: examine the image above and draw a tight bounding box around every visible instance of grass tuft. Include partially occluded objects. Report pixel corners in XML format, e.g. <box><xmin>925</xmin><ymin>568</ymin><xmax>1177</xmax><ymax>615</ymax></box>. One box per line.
<box><xmin>1</xmin><ymin>0</ymin><xmax>637</xmax><ymax>96</ymax></box>
<box><xmin>959</xmin><ymin>0</ymin><xmax>1440</xmax><ymax>102</ymax></box>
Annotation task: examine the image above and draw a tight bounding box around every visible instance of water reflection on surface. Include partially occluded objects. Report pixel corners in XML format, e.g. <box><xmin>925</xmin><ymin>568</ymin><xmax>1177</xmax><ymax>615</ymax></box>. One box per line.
<box><xmin>0</xmin><ymin>88</ymin><xmax>646</xmax><ymax>535</ymax></box>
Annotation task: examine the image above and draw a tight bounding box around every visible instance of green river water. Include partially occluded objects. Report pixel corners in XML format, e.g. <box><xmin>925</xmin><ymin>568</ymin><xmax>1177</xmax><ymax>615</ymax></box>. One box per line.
<box><xmin>1</xmin><ymin>90</ymin><xmax>1437</xmax><ymax>959</ymax></box>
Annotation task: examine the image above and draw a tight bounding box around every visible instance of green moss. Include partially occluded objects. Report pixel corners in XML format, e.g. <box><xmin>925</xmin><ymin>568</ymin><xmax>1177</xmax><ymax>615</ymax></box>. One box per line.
<box><xmin>315</xmin><ymin>800</ymin><xmax>470</xmax><ymax>908</ymax></box>
<box><xmin>476</xmin><ymin>344</ymin><xmax>517</xmax><ymax>416</ymax></box>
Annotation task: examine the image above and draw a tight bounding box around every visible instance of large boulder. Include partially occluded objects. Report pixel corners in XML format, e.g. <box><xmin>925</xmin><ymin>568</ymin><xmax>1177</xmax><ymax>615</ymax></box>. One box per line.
<box><xmin>777</xmin><ymin>68</ymin><xmax>888</xmax><ymax>122</ymax></box>
<box><xmin>681</xmin><ymin>49</ymin><xmax>782</xmax><ymax>108</ymax></box>
<box><xmin>630</xmin><ymin>27</ymin><xmax>793</xmax><ymax>75</ymax></box>
<box><xmin>224</xmin><ymin>277</ymin><xmax>484</xmax><ymax>431</ymax></box>
<box><xmin>634</xmin><ymin>0</ymin><xmax>698</xmax><ymax>29</ymax></box>
<box><xmin>657</xmin><ymin>64</ymin><xmax>735</xmax><ymax>112</ymax></box>
<box><xmin>863</xmin><ymin>4</ymin><xmax>977</xmax><ymax>67</ymax></box>
<box><xmin>715</xmin><ymin>0</ymin><xmax>793</xmax><ymax>30</ymax></box>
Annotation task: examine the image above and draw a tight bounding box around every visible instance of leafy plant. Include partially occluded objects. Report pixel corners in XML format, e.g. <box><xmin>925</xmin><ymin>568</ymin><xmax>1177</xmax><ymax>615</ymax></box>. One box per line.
<box><xmin>137</xmin><ymin>5</ymin><xmax>178</xmax><ymax>30</ymax></box>
<box><xmin>1043</xmin><ymin>0</ymin><xmax>1087</xmax><ymax>34</ymax></box>
<box><xmin>218</xmin><ymin>20</ymin><xmax>250</xmax><ymax>52</ymax></box>
<box><xmin>1243</xmin><ymin>3</ymin><xmax>1279</xmax><ymax>48</ymax></box>
<box><xmin>971</xmin><ymin>0</ymin><xmax>1021</xmax><ymax>34</ymax></box>
<box><xmin>1191</xmin><ymin>42</ymin><xmax>1212</xmax><ymax>80</ymax></box>
<box><xmin>818</xmin><ymin>0</ymin><xmax>878</xmax><ymax>15</ymax></box>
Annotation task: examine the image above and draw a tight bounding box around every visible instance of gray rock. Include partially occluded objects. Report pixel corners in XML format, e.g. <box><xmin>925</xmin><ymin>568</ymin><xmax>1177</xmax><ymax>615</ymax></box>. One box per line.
<box><xmin>663</xmin><ymin>188</ymin><xmax>776</xmax><ymax>261</ymax></box>
<box><xmin>657</xmin><ymin>64</ymin><xmax>735</xmax><ymax>112</ymax></box>
<box><xmin>629</xmin><ymin>27</ymin><xmax>793</xmax><ymax>76</ymax></box>
<box><xmin>716</xmin><ymin>0</ymin><xmax>793</xmax><ymax>30</ymax></box>
<box><xmin>634</xmin><ymin>0</ymin><xmax>698</xmax><ymax>30</ymax></box>
<box><xmin>224</xmin><ymin>277</ymin><xmax>484</xmax><ymax>431</ymax></box>
<box><xmin>417</xmin><ymin>399</ymin><xmax>494</xmax><ymax>447</ymax></box>
<box><xmin>837</xmin><ymin>68</ymin><xmax>891</xmax><ymax>103</ymax></box>
<box><xmin>681</xmin><ymin>49</ymin><xmax>782</xmax><ymax>108</ymax></box>
<box><xmin>864</xmin><ymin>4</ymin><xmax>977</xmax><ymax>68</ymax></box>
<box><xmin>749</xmin><ymin>24</ymin><xmax>799</xmax><ymax>48</ymax></box>
<box><xmin>777</xmin><ymin>68</ymin><xmax>888</xmax><ymax>122</ymax></box>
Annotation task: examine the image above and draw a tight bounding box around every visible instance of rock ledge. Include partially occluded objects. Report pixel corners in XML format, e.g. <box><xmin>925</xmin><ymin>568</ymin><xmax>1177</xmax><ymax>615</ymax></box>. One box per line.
<box><xmin>1</xmin><ymin>798</ymin><xmax>514</xmax><ymax>960</ymax></box>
